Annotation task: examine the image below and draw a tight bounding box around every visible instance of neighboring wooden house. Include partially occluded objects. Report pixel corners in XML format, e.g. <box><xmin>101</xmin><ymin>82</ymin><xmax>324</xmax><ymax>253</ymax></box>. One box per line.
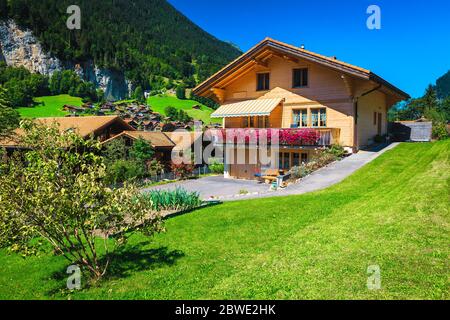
<box><xmin>1</xmin><ymin>116</ymin><xmax>135</xmax><ymax>151</ymax></box>
<box><xmin>62</xmin><ymin>105</ymin><xmax>84</xmax><ymax>113</ymax></box>
<box><xmin>102</xmin><ymin>131</ymin><xmax>175</xmax><ymax>167</ymax></box>
<box><xmin>193</xmin><ymin>37</ymin><xmax>409</xmax><ymax>179</ymax></box>
<box><xmin>165</xmin><ymin>131</ymin><xmax>205</xmax><ymax>164</ymax></box>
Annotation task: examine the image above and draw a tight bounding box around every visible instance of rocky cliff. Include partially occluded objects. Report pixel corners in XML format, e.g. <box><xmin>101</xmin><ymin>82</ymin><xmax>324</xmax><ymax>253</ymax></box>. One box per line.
<box><xmin>0</xmin><ymin>19</ymin><xmax>131</xmax><ymax>100</ymax></box>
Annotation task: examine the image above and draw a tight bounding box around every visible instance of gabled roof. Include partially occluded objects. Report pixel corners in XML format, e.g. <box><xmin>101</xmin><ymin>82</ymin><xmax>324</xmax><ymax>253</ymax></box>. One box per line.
<box><xmin>102</xmin><ymin>131</ymin><xmax>175</xmax><ymax>148</ymax></box>
<box><xmin>164</xmin><ymin>132</ymin><xmax>202</xmax><ymax>151</ymax></box>
<box><xmin>0</xmin><ymin>116</ymin><xmax>135</xmax><ymax>147</ymax></box>
<box><xmin>36</xmin><ymin>116</ymin><xmax>135</xmax><ymax>138</ymax></box>
<box><xmin>193</xmin><ymin>37</ymin><xmax>409</xmax><ymax>100</ymax></box>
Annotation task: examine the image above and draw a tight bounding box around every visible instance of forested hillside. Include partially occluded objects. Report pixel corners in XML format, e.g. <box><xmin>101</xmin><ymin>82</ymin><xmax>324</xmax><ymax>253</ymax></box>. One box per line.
<box><xmin>436</xmin><ymin>70</ymin><xmax>450</xmax><ymax>99</ymax></box>
<box><xmin>0</xmin><ymin>0</ymin><xmax>241</xmax><ymax>91</ymax></box>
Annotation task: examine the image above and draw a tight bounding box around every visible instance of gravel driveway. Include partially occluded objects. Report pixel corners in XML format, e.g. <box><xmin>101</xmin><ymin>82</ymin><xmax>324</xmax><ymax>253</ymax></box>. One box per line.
<box><xmin>142</xmin><ymin>143</ymin><xmax>399</xmax><ymax>201</ymax></box>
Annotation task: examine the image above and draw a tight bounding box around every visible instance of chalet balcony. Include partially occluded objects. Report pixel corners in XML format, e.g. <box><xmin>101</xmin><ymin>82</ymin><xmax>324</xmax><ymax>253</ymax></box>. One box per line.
<box><xmin>207</xmin><ymin>128</ymin><xmax>340</xmax><ymax>147</ymax></box>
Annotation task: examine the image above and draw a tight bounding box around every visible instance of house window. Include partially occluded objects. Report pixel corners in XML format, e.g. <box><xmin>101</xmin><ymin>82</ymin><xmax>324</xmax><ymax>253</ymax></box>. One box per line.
<box><xmin>265</xmin><ymin>116</ymin><xmax>270</xmax><ymax>128</ymax></box>
<box><xmin>283</xmin><ymin>152</ymin><xmax>290</xmax><ymax>169</ymax></box>
<box><xmin>249</xmin><ymin>116</ymin><xmax>255</xmax><ymax>127</ymax></box>
<box><xmin>257</xmin><ymin>73</ymin><xmax>270</xmax><ymax>91</ymax></box>
<box><xmin>292</xmin><ymin>153</ymin><xmax>301</xmax><ymax>167</ymax></box>
<box><xmin>242</xmin><ymin>116</ymin><xmax>257</xmax><ymax>128</ymax></box>
<box><xmin>278</xmin><ymin>152</ymin><xmax>291</xmax><ymax>170</ymax></box>
<box><xmin>293</xmin><ymin>68</ymin><xmax>308</xmax><ymax>88</ymax></box>
<box><xmin>257</xmin><ymin>116</ymin><xmax>264</xmax><ymax>128</ymax></box>
<box><xmin>311</xmin><ymin>108</ymin><xmax>327</xmax><ymax>127</ymax></box>
<box><xmin>292</xmin><ymin>152</ymin><xmax>308</xmax><ymax>167</ymax></box>
<box><xmin>301</xmin><ymin>153</ymin><xmax>308</xmax><ymax>163</ymax></box>
<box><xmin>242</xmin><ymin>117</ymin><xmax>248</xmax><ymax>127</ymax></box>
<box><xmin>292</xmin><ymin>109</ymin><xmax>308</xmax><ymax>128</ymax></box>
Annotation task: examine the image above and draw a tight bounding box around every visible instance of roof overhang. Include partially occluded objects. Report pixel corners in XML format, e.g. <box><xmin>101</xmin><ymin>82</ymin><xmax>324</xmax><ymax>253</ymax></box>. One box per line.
<box><xmin>211</xmin><ymin>98</ymin><xmax>284</xmax><ymax>118</ymax></box>
<box><xmin>193</xmin><ymin>38</ymin><xmax>410</xmax><ymax>102</ymax></box>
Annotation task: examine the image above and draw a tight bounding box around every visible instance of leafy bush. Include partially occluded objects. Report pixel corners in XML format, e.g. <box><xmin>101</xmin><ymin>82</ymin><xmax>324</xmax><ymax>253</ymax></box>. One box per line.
<box><xmin>432</xmin><ymin>122</ymin><xmax>449</xmax><ymax>140</ymax></box>
<box><xmin>208</xmin><ymin>158</ymin><xmax>224</xmax><ymax>174</ymax></box>
<box><xmin>171</xmin><ymin>162</ymin><xmax>194</xmax><ymax>179</ymax></box>
<box><xmin>142</xmin><ymin>187</ymin><xmax>202</xmax><ymax>212</ymax></box>
<box><xmin>326</xmin><ymin>144</ymin><xmax>346</xmax><ymax>158</ymax></box>
<box><xmin>129</xmin><ymin>137</ymin><xmax>155</xmax><ymax>163</ymax></box>
<box><xmin>106</xmin><ymin>159</ymin><xmax>146</xmax><ymax>185</ymax></box>
<box><xmin>0</xmin><ymin>87</ymin><xmax>20</xmax><ymax>139</ymax></box>
<box><xmin>147</xmin><ymin>159</ymin><xmax>165</xmax><ymax>175</ymax></box>
<box><xmin>0</xmin><ymin>121</ymin><xmax>164</xmax><ymax>280</ymax></box>
<box><xmin>176</xmin><ymin>85</ymin><xmax>186</xmax><ymax>99</ymax></box>
<box><xmin>289</xmin><ymin>165</ymin><xmax>313</xmax><ymax>179</ymax></box>
<box><xmin>164</xmin><ymin>105</ymin><xmax>192</xmax><ymax>122</ymax></box>
<box><xmin>310</xmin><ymin>151</ymin><xmax>337</xmax><ymax>169</ymax></box>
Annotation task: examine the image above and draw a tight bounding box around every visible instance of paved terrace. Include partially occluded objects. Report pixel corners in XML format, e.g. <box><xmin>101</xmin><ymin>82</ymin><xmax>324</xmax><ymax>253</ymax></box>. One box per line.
<box><xmin>142</xmin><ymin>143</ymin><xmax>400</xmax><ymax>201</ymax></box>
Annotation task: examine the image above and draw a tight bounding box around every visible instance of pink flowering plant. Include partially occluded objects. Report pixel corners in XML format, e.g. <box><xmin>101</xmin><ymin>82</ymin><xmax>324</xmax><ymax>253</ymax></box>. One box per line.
<box><xmin>209</xmin><ymin>128</ymin><xmax>320</xmax><ymax>146</ymax></box>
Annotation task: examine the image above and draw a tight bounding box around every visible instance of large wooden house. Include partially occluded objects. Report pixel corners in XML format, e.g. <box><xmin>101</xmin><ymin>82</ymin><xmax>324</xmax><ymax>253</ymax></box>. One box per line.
<box><xmin>193</xmin><ymin>38</ymin><xmax>409</xmax><ymax>179</ymax></box>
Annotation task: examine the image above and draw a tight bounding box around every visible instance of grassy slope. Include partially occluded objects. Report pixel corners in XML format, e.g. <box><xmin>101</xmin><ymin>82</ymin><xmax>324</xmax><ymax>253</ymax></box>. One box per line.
<box><xmin>17</xmin><ymin>95</ymin><xmax>83</xmax><ymax>118</ymax></box>
<box><xmin>0</xmin><ymin>141</ymin><xmax>448</xmax><ymax>299</ymax></box>
<box><xmin>147</xmin><ymin>95</ymin><xmax>216</xmax><ymax>124</ymax></box>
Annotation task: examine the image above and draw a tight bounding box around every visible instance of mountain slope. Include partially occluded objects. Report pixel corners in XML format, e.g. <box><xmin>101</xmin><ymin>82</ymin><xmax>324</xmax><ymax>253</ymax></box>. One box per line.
<box><xmin>1</xmin><ymin>0</ymin><xmax>241</xmax><ymax>91</ymax></box>
<box><xmin>436</xmin><ymin>70</ymin><xmax>450</xmax><ymax>99</ymax></box>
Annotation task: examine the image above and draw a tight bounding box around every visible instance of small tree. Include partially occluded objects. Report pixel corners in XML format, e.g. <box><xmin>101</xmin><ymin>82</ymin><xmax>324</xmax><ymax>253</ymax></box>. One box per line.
<box><xmin>133</xmin><ymin>86</ymin><xmax>145</xmax><ymax>103</ymax></box>
<box><xmin>164</xmin><ymin>106</ymin><xmax>178</xmax><ymax>120</ymax></box>
<box><xmin>0</xmin><ymin>86</ymin><xmax>20</xmax><ymax>139</ymax></box>
<box><xmin>0</xmin><ymin>121</ymin><xmax>164</xmax><ymax>281</ymax></box>
<box><xmin>129</xmin><ymin>138</ymin><xmax>154</xmax><ymax>163</ymax></box>
<box><xmin>176</xmin><ymin>85</ymin><xmax>186</xmax><ymax>100</ymax></box>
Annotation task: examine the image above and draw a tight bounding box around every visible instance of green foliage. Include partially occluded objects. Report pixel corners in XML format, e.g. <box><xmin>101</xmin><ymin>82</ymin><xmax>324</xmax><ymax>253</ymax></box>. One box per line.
<box><xmin>0</xmin><ymin>0</ymin><xmax>8</xmax><ymax>19</ymax></box>
<box><xmin>105</xmin><ymin>159</ymin><xmax>147</xmax><ymax>185</ymax></box>
<box><xmin>164</xmin><ymin>106</ymin><xmax>178</xmax><ymax>120</ymax></box>
<box><xmin>133</xmin><ymin>86</ymin><xmax>145</xmax><ymax>103</ymax></box>
<box><xmin>190</xmin><ymin>94</ymin><xmax>220</xmax><ymax>110</ymax></box>
<box><xmin>326</xmin><ymin>144</ymin><xmax>346</xmax><ymax>158</ymax></box>
<box><xmin>142</xmin><ymin>187</ymin><xmax>202</xmax><ymax>212</ymax></box>
<box><xmin>289</xmin><ymin>165</ymin><xmax>313</xmax><ymax>179</ymax></box>
<box><xmin>129</xmin><ymin>138</ymin><xmax>155</xmax><ymax>163</ymax></box>
<box><xmin>171</xmin><ymin>162</ymin><xmax>194</xmax><ymax>179</ymax></box>
<box><xmin>289</xmin><ymin>147</ymin><xmax>343</xmax><ymax>180</ymax></box>
<box><xmin>164</xmin><ymin>105</ymin><xmax>193</xmax><ymax>122</ymax></box>
<box><xmin>0</xmin><ymin>141</ymin><xmax>449</xmax><ymax>299</ymax></box>
<box><xmin>389</xmin><ymin>85</ymin><xmax>450</xmax><ymax>122</ymax></box>
<box><xmin>147</xmin><ymin>94</ymin><xmax>214</xmax><ymax>123</ymax></box>
<box><xmin>5</xmin><ymin>0</ymin><xmax>241</xmax><ymax>89</ymax></box>
<box><xmin>102</xmin><ymin>137</ymin><xmax>129</xmax><ymax>164</ymax></box>
<box><xmin>436</xmin><ymin>70</ymin><xmax>450</xmax><ymax>99</ymax></box>
<box><xmin>0</xmin><ymin>63</ymin><xmax>99</xmax><ymax>107</ymax></box>
<box><xmin>0</xmin><ymin>63</ymin><xmax>49</xmax><ymax>107</ymax></box>
<box><xmin>102</xmin><ymin>137</ymin><xmax>156</xmax><ymax>184</ymax></box>
<box><xmin>208</xmin><ymin>158</ymin><xmax>224</xmax><ymax>174</ymax></box>
<box><xmin>176</xmin><ymin>86</ymin><xmax>186</xmax><ymax>100</ymax></box>
<box><xmin>0</xmin><ymin>86</ymin><xmax>20</xmax><ymax>139</ymax></box>
<box><xmin>431</xmin><ymin>123</ymin><xmax>449</xmax><ymax>140</ymax></box>
<box><xmin>49</xmin><ymin>70</ymin><xmax>98</xmax><ymax>102</ymax></box>
<box><xmin>17</xmin><ymin>94</ymin><xmax>83</xmax><ymax>118</ymax></box>
<box><xmin>0</xmin><ymin>120</ymin><xmax>164</xmax><ymax>280</ymax></box>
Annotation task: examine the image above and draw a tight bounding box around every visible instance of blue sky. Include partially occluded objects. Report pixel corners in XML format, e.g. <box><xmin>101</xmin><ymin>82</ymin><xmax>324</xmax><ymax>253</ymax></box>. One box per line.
<box><xmin>169</xmin><ymin>0</ymin><xmax>450</xmax><ymax>98</ymax></box>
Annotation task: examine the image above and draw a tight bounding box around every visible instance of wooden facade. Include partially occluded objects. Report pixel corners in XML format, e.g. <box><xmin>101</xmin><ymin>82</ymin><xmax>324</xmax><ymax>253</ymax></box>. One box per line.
<box><xmin>193</xmin><ymin>38</ymin><xmax>409</xmax><ymax>179</ymax></box>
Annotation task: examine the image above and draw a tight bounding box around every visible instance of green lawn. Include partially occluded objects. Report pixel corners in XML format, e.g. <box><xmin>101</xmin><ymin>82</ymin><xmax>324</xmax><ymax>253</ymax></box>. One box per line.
<box><xmin>0</xmin><ymin>141</ymin><xmax>449</xmax><ymax>299</ymax></box>
<box><xmin>147</xmin><ymin>95</ymin><xmax>217</xmax><ymax>124</ymax></box>
<box><xmin>17</xmin><ymin>95</ymin><xmax>83</xmax><ymax>118</ymax></box>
